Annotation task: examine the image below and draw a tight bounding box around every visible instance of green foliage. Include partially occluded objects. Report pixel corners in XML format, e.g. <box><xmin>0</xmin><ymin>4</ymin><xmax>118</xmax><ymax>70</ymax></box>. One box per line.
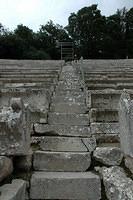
<box><xmin>67</xmin><ymin>5</ymin><xmax>133</xmax><ymax>59</ymax></box>
<box><xmin>67</xmin><ymin>5</ymin><xmax>106</xmax><ymax>58</ymax></box>
<box><xmin>0</xmin><ymin>5</ymin><xmax>133</xmax><ymax>59</ymax></box>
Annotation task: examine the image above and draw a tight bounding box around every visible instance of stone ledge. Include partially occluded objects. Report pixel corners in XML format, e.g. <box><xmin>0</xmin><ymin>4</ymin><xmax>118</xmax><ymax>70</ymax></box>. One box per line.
<box><xmin>30</xmin><ymin>172</ymin><xmax>101</xmax><ymax>200</ymax></box>
<box><xmin>91</xmin><ymin>122</ymin><xmax>119</xmax><ymax>134</ymax></box>
<box><xmin>32</xmin><ymin>136</ymin><xmax>96</xmax><ymax>152</ymax></box>
<box><xmin>33</xmin><ymin>124</ymin><xmax>91</xmax><ymax>137</ymax></box>
<box><xmin>33</xmin><ymin>151</ymin><xmax>91</xmax><ymax>172</ymax></box>
<box><xmin>48</xmin><ymin>113</ymin><xmax>89</xmax><ymax>125</ymax></box>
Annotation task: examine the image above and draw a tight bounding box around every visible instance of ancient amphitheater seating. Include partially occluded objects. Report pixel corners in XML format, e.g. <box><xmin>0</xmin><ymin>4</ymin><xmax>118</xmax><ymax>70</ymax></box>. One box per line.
<box><xmin>0</xmin><ymin>59</ymin><xmax>133</xmax><ymax>199</ymax></box>
<box><xmin>73</xmin><ymin>59</ymin><xmax>133</xmax><ymax>144</ymax></box>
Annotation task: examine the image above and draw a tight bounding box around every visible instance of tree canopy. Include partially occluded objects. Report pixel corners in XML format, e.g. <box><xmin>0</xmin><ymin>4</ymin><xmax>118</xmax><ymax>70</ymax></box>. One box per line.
<box><xmin>0</xmin><ymin>4</ymin><xmax>133</xmax><ymax>59</ymax></box>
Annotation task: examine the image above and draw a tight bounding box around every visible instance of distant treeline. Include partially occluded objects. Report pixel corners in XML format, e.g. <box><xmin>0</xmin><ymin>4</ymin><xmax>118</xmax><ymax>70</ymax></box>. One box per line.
<box><xmin>0</xmin><ymin>4</ymin><xmax>133</xmax><ymax>60</ymax></box>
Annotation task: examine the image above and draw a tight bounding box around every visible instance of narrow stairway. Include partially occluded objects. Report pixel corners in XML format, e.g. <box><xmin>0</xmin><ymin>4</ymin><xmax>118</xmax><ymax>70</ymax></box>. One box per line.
<box><xmin>30</xmin><ymin>65</ymin><xmax>101</xmax><ymax>200</ymax></box>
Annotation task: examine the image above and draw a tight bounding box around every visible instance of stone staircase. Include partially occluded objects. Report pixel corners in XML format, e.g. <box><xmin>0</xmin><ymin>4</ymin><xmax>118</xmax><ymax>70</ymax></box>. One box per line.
<box><xmin>30</xmin><ymin>65</ymin><xmax>101</xmax><ymax>199</ymax></box>
<box><xmin>1</xmin><ymin>60</ymin><xmax>133</xmax><ymax>199</ymax></box>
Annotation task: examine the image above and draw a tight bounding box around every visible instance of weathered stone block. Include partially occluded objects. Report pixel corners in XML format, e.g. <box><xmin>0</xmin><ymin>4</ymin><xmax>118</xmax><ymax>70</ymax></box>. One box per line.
<box><xmin>52</xmin><ymin>94</ymin><xmax>85</xmax><ymax>104</ymax></box>
<box><xmin>32</xmin><ymin>136</ymin><xmax>96</xmax><ymax>152</ymax></box>
<box><xmin>33</xmin><ymin>151</ymin><xmax>91</xmax><ymax>172</ymax></box>
<box><xmin>125</xmin><ymin>155</ymin><xmax>133</xmax><ymax>174</ymax></box>
<box><xmin>50</xmin><ymin>102</ymin><xmax>87</xmax><ymax>113</ymax></box>
<box><xmin>34</xmin><ymin>124</ymin><xmax>91</xmax><ymax>137</ymax></box>
<box><xmin>91</xmin><ymin>122</ymin><xmax>119</xmax><ymax>134</ymax></box>
<box><xmin>48</xmin><ymin>113</ymin><xmax>89</xmax><ymax>125</ymax></box>
<box><xmin>119</xmin><ymin>91</ymin><xmax>133</xmax><ymax>157</ymax></box>
<box><xmin>90</xmin><ymin>108</ymin><xmax>118</xmax><ymax>123</ymax></box>
<box><xmin>0</xmin><ymin>156</ymin><xmax>13</xmax><ymax>182</ymax></box>
<box><xmin>95</xmin><ymin>133</ymin><xmax>120</xmax><ymax>144</ymax></box>
<box><xmin>30</xmin><ymin>172</ymin><xmax>101</xmax><ymax>199</ymax></box>
<box><xmin>55</xmin><ymin>90</ymin><xmax>85</xmax><ymax>97</ymax></box>
<box><xmin>0</xmin><ymin>179</ymin><xmax>26</xmax><ymax>200</ymax></box>
<box><xmin>93</xmin><ymin>147</ymin><xmax>123</xmax><ymax>166</ymax></box>
<box><xmin>0</xmin><ymin>98</ymin><xmax>30</xmax><ymax>156</ymax></box>
<box><xmin>56</xmin><ymin>83</ymin><xmax>82</xmax><ymax>91</ymax></box>
<box><xmin>102</xmin><ymin>166</ymin><xmax>133</xmax><ymax>200</ymax></box>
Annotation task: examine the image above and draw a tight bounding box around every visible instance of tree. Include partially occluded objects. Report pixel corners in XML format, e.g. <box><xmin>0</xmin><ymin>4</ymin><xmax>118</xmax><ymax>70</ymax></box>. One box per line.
<box><xmin>37</xmin><ymin>20</ymin><xmax>70</xmax><ymax>59</ymax></box>
<box><xmin>67</xmin><ymin>5</ymin><xmax>106</xmax><ymax>58</ymax></box>
<box><xmin>0</xmin><ymin>23</ymin><xmax>8</xmax><ymax>35</ymax></box>
<box><xmin>14</xmin><ymin>24</ymin><xmax>50</xmax><ymax>59</ymax></box>
<box><xmin>0</xmin><ymin>32</ymin><xmax>25</xmax><ymax>59</ymax></box>
<box><xmin>105</xmin><ymin>8</ymin><xmax>128</xmax><ymax>58</ymax></box>
<box><xmin>0</xmin><ymin>5</ymin><xmax>133</xmax><ymax>60</ymax></box>
<box><xmin>125</xmin><ymin>8</ymin><xmax>133</xmax><ymax>57</ymax></box>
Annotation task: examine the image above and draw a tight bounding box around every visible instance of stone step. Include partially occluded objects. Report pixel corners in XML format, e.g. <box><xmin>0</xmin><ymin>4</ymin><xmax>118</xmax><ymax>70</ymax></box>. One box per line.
<box><xmin>91</xmin><ymin>122</ymin><xmax>119</xmax><ymax>134</ymax></box>
<box><xmin>33</xmin><ymin>124</ymin><xmax>91</xmax><ymax>137</ymax></box>
<box><xmin>56</xmin><ymin>87</ymin><xmax>83</xmax><ymax>92</ymax></box>
<box><xmin>0</xmin><ymin>179</ymin><xmax>26</xmax><ymax>200</ymax></box>
<box><xmin>30</xmin><ymin>172</ymin><xmax>101</xmax><ymax>200</ymax></box>
<box><xmin>52</xmin><ymin>94</ymin><xmax>86</xmax><ymax>104</ymax></box>
<box><xmin>56</xmin><ymin>82</ymin><xmax>83</xmax><ymax>88</ymax></box>
<box><xmin>57</xmin><ymin>80</ymin><xmax>81</xmax><ymax>85</ymax></box>
<box><xmin>59</xmin><ymin>75</ymin><xmax>80</xmax><ymax>81</ymax></box>
<box><xmin>32</xmin><ymin>136</ymin><xmax>96</xmax><ymax>152</ymax></box>
<box><xmin>33</xmin><ymin>151</ymin><xmax>91</xmax><ymax>172</ymax></box>
<box><xmin>50</xmin><ymin>102</ymin><xmax>87</xmax><ymax>113</ymax></box>
<box><xmin>48</xmin><ymin>113</ymin><xmax>89</xmax><ymax>125</ymax></box>
<box><xmin>55</xmin><ymin>90</ymin><xmax>85</xmax><ymax>96</ymax></box>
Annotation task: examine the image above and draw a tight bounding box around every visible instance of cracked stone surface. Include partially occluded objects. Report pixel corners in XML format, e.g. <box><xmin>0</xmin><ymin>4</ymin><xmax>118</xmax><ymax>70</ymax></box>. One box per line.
<box><xmin>32</xmin><ymin>136</ymin><xmax>96</xmax><ymax>152</ymax></box>
<box><xmin>0</xmin><ymin>179</ymin><xmax>26</xmax><ymax>200</ymax></box>
<box><xmin>102</xmin><ymin>166</ymin><xmax>133</xmax><ymax>200</ymax></box>
<box><xmin>0</xmin><ymin>98</ymin><xmax>30</xmax><ymax>156</ymax></box>
<box><xmin>93</xmin><ymin>147</ymin><xmax>123</xmax><ymax>166</ymax></box>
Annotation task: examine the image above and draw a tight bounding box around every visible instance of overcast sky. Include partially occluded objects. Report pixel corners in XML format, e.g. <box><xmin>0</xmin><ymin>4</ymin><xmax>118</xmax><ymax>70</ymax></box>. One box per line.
<box><xmin>0</xmin><ymin>0</ymin><xmax>133</xmax><ymax>31</ymax></box>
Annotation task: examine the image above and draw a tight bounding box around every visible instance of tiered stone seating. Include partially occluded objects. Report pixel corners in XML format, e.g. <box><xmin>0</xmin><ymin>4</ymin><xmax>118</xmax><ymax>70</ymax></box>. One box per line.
<box><xmin>75</xmin><ymin>59</ymin><xmax>133</xmax><ymax>144</ymax></box>
<box><xmin>0</xmin><ymin>60</ymin><xmax>64</xmax><ymax>128</ymax></box>
<box><xmin>0</xmin><ymin>60</ymin><xmax>63</xmax><ymax>89</ymax></box>
<box><xmin>1</xmin><ymin>59</ymin><xmax>133</xmax><ymax>199</ymax></box>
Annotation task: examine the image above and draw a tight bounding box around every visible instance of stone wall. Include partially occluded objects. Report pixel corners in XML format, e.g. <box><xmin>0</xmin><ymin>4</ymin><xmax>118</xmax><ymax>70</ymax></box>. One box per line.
<box><xmin>0</xmin><ymin>60</ymin><xmax>133</xmax><ymax>199</ymax></box>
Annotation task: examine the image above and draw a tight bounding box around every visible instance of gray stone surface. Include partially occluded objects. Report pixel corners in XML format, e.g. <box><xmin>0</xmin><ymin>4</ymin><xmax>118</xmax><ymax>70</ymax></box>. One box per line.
<box><xmin>33</xmin><ymin>151</ymin><xmax>91</xmax><ymax>172</ymax></box>
<box><xmin>0</xmin><ymin>156</ymin><xmax>13</xmax><ymax>182</ymax></box>
<box><xmin>91</xmin><ymin>123</ymin><xmax>119</xmax><ymax>134</ymax></box>
<box><xmin>48</xmin><ymin>113</ymin><xmax>89</xmax><ymax>125</ymax></box>
<box><xmin>52</xmin><ymin>94</ymin><xmax>86</xmax><ymax>104</ymax></box>
<box><xmin>125</xmin><ymin>155</ymin><xmax>133</xmax><ymax>174</ymax></box>
<box><xmin>55</xmin><ymin>90</ymin><xmax>85</xmax><ymax>96</ymax></box>
<box><xmin>56</xmin><ymin>83</ymin><xmax>82</xmax><ymax>91</ymax></box>
<box><xmin>32</xmin><ymin>136</ymin><xmax>96</xmax><ymax>152</ymax></box>
<box><xmin>119</xmin><ymin>91</ymin><xmax>133</xmax><ymax>157</ymax></box>
<box><xmin>0</xmin><ymin>98</ymin><xmax>30</xmax><ymax>156</ymax></box>
<box><xmin>30</xmin><ymin>171</ymin><xmax>101</xmax><ymax>199</ymax></box>
<box><xmin>90</xmin><ymin>90</ymin><xmax>120</xmax><ymax>110</ymax></box>
<box><xmin>102</xmin><ymin>166</ymin><xmax>133</xmax><ymax>200</ymax></box>
<box><xmin>95</xmin><ymin>133</ymin><xmax>120</xmax><ymax>144</ymax></box>
<box><xmin>50</xmin><ymin>102</ymin><xmax>87</xmax><ymax>113</ymax></box>
<box><xmin>90</xmin><ymin>108</ymin><xmax>119</xmax><ymax>123</ymax></box>
<box><xmin>93</xmin><ymin>147</ymin><xmax>123</xmax><ymax>166</ymax></box>
<box><xmin>0</xmin><ymin>179</ymin><xmax>26</xmax><ymax>200</ymax></box>
<box><xmin>33</xmin><ymin>124</ymin><xmax>91</xmax><ymax>137</ymax></box>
